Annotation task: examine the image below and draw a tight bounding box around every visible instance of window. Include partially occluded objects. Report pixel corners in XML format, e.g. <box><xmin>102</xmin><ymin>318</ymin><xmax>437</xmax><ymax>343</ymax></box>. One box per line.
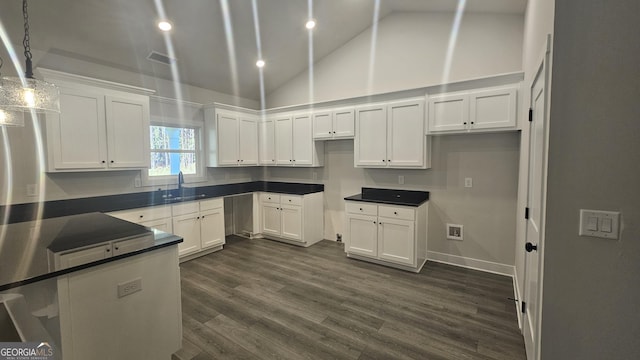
<box><xmin>148</xmin><ymin>124</ymin><xmax>201</xmax><ymax>178</ymax></box>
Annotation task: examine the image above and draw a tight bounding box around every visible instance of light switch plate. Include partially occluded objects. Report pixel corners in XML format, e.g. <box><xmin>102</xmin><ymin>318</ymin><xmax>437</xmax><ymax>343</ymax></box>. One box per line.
<box><xmin>464</xmin><ymin>178</ymin><xmax>473</xmax><ymax>188</ymax></box>
<box><xmin>579</xmin><ymin>209</ymin><xmax>620</xmax><ymax>239</ymax></box>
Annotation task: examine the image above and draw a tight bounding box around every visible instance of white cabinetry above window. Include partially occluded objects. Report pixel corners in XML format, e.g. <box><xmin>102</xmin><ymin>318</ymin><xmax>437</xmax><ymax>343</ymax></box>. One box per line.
<box><xmin>40</xmin><ymin>70</ymin><xmax>152</xmax><ymax>172</ymax></box>
<box><xmin>427</xmin><ymin>85</ymin><xmax>518</xmax><ymax>134</ymax></box>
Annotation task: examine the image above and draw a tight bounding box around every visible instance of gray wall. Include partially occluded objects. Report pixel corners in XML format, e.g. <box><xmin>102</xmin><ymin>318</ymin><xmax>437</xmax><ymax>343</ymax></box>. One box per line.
<box><xmin>267</xmin><ymin>11</ymin><xmax>524</xmax><ymax>107</ymax></box>
<box><xmin>540</xmin><ymin>0</ymin><xmax>640</xmax><ymax>358</ymax></box>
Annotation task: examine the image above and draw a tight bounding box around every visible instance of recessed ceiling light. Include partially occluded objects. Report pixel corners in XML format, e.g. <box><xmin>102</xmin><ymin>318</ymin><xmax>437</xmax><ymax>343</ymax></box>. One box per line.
<box><xmin>256</xmin><ymin>59</ymin><xmax>265</xmax><ymax>68</ymax></box>
<box><xmin>158</xmin><ymin>20</ymin><xmax>173</xmax><ymax>32</ymax></box>
<box><xmin>305</xmin><ymin>19</ymin><xmax>316</xmax><ymax>30</ymax></box>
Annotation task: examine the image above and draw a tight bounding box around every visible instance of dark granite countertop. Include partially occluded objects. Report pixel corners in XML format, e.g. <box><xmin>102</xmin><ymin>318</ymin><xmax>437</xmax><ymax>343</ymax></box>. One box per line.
<box><xmin>344</xmin><ymin>188</ymin><xmax>429</xmax><ymax>207</ymax></box>
<box><xmin>0</xmin><ymin>181</ymin><xmax>324</xmax><ymax>224</ymax></box>
<box><xmin>0</xmin><ymin>212</ymin><xmax>182</xmax><ymax>291</ymax></box>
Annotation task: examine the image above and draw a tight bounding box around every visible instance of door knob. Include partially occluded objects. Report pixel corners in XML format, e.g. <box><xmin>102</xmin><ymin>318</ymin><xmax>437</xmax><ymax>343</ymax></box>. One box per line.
<box><xmin>525</xmin><ymin>242</ymin><xmax>538</xmax><ymax>252</ymax></box>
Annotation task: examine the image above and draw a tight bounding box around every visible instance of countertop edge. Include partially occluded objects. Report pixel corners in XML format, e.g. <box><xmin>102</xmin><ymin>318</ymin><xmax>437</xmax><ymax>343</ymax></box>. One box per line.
<box><xmin>0</xmin><ymin>237</ymin><xmax>182</xmax><ymax>292</ymax></box>
<box><xmin>344</xmin><ymin>197</ymin><xmax>429</xmax><ymax>207</ymax></box>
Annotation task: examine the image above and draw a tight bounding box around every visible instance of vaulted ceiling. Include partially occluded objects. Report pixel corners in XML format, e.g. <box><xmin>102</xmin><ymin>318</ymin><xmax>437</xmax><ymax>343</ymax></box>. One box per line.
<box><xmin>0</xmin><ymin>0</ymin><xmax>526</xmax><ymax>101</ymax></box>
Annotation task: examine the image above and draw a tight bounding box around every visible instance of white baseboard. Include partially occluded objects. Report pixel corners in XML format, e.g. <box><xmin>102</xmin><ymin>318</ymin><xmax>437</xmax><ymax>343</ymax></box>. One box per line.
<box><xmin>427</xmin><ymin>251</ymin><xmax>515</xmax><ymax>277</ymax></box>
<box><xmin>513</xmin><ymin>266</ymin><xmax>523</xmax><ymax>330</ymax></box>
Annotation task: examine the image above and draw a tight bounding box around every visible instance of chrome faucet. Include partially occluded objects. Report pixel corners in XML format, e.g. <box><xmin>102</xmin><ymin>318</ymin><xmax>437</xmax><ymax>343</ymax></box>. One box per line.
<box><xmin>178</xmin><ymin>171</ymin><xmax>184</xmax><ymax>192</ymax></box>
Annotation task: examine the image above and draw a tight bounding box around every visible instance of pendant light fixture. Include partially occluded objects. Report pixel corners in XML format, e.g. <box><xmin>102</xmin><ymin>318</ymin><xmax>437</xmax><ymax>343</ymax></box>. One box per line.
<box><xmin>0</xmin><ymin>0</ymin><xmax>60</xmax><ymax>115</ymax></box>
<box><xmin>0</xmin><ymin>58</ymin><xmax>25</xmax><ymax>127</ymax></box>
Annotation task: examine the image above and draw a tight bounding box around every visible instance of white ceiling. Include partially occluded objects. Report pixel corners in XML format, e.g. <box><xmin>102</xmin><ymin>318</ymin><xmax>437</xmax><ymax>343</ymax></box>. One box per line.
<box><xmin>0</xmin><ymin>0</ymin><xmax>526</xmax><ymax>101</ymax></box>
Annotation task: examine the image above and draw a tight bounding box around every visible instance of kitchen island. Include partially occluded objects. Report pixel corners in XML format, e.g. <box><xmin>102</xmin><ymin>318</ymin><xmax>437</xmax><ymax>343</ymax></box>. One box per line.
<box><xmin>0</xmin><ymin>212</ymin><xmax>183</xmax><ymax>360</ymax></box>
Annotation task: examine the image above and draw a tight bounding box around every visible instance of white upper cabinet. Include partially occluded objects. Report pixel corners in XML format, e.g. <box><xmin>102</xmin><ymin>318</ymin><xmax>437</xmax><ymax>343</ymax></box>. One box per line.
<box><xmin>43</xmin><ymin>78</ymin><xmax>151</xmax><ymax>172</ymax></box>
<box><xmin>312</xmin><ymin>107</ymin><xmax>355</xmax><ymax>140</ymax></box>
<box><xmin>427</xmin><ymin>85</ymin><xmax>518</xmax><ymax>134</ymax></box>
<box><xmin>205</xmin><ymin>107</ymin><xmax>258</xmax><ymax>167</ymax></box>
<box><xmin>258</xmin><ymin>119</ymin><xmax>276</xmax><ymax>166</ymax></box>
<box><xmin>272</xmin><ymin>112</ymin><xmax>324</xmax><ymax>167</ymax></box>
<box><xmin>355</xmin><ymin>98</ymin><xmax>429</xmax><ymax>169</ymax></box>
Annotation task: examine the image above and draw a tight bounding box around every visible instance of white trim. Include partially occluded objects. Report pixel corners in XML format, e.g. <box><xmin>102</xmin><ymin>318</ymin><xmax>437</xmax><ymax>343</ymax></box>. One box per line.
<box><xmin>427</xmin><ymin>251</ymin><xmax>514</xmax><ymax>277</ymax></box>
<box><xmin>513</xmin><ymin>266</ymin><xmax>523</xmax><ymax>330</ymax></box>
<box><xmin>149</xmin><ymin>95</ymin><xmax>203</xmax><ymax>109</ymax></box>
<box><xmin>38</xmin><ymin>68</ymin><xmax>155</xmax><ymax>95</ymax></box>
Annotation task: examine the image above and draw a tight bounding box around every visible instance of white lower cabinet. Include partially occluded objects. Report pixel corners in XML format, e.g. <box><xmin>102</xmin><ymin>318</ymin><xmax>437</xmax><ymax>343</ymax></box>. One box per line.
<box><xmin>172</xmin><ymin>198</ymin><xmax>225</xmax><ymax>258</ymax></box>
<box><xmin>345</xmin><ymin>201</ymin><xmax>427</xmax><ymax>272</ymax></box>
<box><xmin>258</xmin><ymin>192</ymin><xmax>323</xmax><ymax>247</ymax></box>
<box><xmin>107</xmin><ymin>205</ymin><xmax>173</xmax><ymax>233</ymax></box>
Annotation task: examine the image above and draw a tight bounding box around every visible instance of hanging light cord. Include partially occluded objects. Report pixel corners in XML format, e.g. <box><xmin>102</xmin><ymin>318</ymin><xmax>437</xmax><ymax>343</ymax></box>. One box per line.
<box><xmin>22</xmin><ymin>0</ymin><xmax>34</xmax><ymax>78</ymax></box>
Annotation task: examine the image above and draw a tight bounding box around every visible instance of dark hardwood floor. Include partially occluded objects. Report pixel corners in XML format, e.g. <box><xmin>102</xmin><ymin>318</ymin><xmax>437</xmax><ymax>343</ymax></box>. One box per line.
<box><xmin>173</xmin><ymin>236</ymin><xmax>526</xmax><ymax>360</ymax></box>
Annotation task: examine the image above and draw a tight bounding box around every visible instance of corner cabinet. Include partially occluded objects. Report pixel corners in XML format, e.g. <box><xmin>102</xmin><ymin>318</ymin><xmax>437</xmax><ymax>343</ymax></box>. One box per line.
<box><xmin>258</xmin><ymin>192</ymin><xmax>324</xmax><ymax>247</ymax></box>
<box><xmin>205</xmin><ymin>107</ymin><xmax>259</xmax><ymax>167</ymax></box>
<box><xmin>41</xmin><ymin>74</ymin><xmax>152</xmax><ymax>172</ymax></box>
<box><xmin>427</xmin><ymin>85</ymin><xmax>518</xmax><ymax>134</ymax></box>
<box><xmin>344</xmin><ymin>201</ymin><xmax>428</xmax><ymax>272</ymax></box>
<box><xmin>355</xmin><ymin>98</ymin><xmax>430</xmax><ymax>169</ymax></box>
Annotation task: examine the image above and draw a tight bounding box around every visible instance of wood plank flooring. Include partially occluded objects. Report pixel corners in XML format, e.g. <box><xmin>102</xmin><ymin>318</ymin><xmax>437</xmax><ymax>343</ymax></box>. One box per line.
<box><xmin>173</xmin><ymin>236</ymin><xmax>526</xmax><ymax>360</ymax></box>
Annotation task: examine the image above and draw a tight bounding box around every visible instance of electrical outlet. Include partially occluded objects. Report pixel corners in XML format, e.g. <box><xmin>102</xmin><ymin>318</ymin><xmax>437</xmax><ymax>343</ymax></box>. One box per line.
<box><xmin>134</xmin><ymin>175</ymin><xmax>142</xmax><ymax>188</ymax></box>
<box><xmin>26</xmin><ymin>184</ymin><xmax>38</xmax><ymax>196</ymax></box>
<box><xmin>464</xmin><ymin>178</ymin><xmax>473</xmax><ymax>188</ymax></box>
<box><xmin>117</xmin><ymin>278</ymin><xmax>142</xmax><ymax>298</ymax></box>
<box><xmin>398</xmin><ymin>175</ymin><xmax>405</xmax><ymax>185</ymax></box>
<box><xmin>336</xmin><ymin>233</ymin><xmax>342</xmax><ymax>242</ymax></box>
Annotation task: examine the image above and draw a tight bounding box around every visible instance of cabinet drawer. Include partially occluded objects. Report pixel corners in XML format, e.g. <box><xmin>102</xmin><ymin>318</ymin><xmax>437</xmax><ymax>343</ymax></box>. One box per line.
<box><xmin>172</xmin><ymin>202</ymin><xmax>200</xmax><ymax>216</ymax></box>
<box><xmin>113</xmin><ymin>236</ymin><xmax>153</xmax><ymax>256</ymax></box>
<box><xmin>280</xmin><ymin>195</ymin><xmax>302</xmax><ymax>206</ymax></box>
<box><xmin>57</xmin><ymin>244</ymin><xmax>112</xmax><ymax>270</ymax></box>
<box><xmin>345</xmin><ymin>202</ymin><xmax>378</xmax><ymax>216</ymax></box>
<box><xmin>260</xmin><ymin>193</ymin><xmax>281</xmax><ymax>204</ymax></box>
<box><xmin>199</xmin><ymin>197</ymin><xmax>223</xmax><ymax>211</ymax></box>
<box><xmin>378</xmin><ymin>205</ymin><xmax>415</xmax><ymax>221</ymax></box>
<box><xmin>108</xmin><ymin>206</ymin><xmax>171</xmax><ymax>223</ymax></box>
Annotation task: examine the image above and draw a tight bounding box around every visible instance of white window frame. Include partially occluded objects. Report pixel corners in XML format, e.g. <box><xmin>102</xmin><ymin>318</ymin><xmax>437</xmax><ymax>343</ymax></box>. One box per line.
<box><xmin>142</xmin><ymin>119</ymin><xmax>207</xmax><ymax>187</ymax></box>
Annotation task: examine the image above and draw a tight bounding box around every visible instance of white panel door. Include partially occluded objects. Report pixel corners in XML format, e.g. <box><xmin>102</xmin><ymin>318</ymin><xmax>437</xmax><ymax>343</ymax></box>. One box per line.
<box><xmin>200</xmin><ymin>208</ymin><xmax>225</xmax><ymax>249</ymax></box>
<box><xmin>280</xmin><ymin>204</ymin><xmax>302</xmax><ymax>241</ymax></box>
<box><xmin>105</xmin><ymin>95</ymin><xmax>150</xmax><ymax>168</ymax></box>
<box><xmin>140</xmin><ymin>218</ymin><xmax>172</xmax><ymax>234</ymax></box>
<box><xmin>346</xmin><ymin>213</ymin><xmax>378</xmax><ymax>257</ymax></box>
<box><xmin>259</xmin><ymin>120</ymin><xmax>276</xmax><ymax>165</ymax></box>
<box><xmin>470</xmin><ymin>87</ymin><xmax>517</xmax><ymax>130</ymax></box>
<box><xmin>51</xmin><ymin>88</ymin><xmax>107</xmax><ymax>169</ymax></box>
<box><xmin>427</xmin><ymin>93</ymin><xmax>469</xmax><ymax>133</ymax></box>
<box><xmin>312</xmin><ymin>111</ymin><xmax>333</xmax><ymax>139</ymax></box>
<box><xmin>274</xmin><ymin>116</ymin><xmax>293</xmax><ymax>165</ymax></box>
<box><xmin>332</xmin><ymin>108</ymin><xmax>355</xmax><ymax>139</ymax></box>
<box><xmin>217</xmin><ymin>113</ymin><xmax>239</xmax><ymax>166</ymax></box>
<box><xmin>172</xmin><ymin>214</ymin><xmax>201</xmax><ymax>257</ymax></box>
<box><xmin>239</xmin><ymin>116</ymin><xmax>258</xmax><ymax>165</ymax></box>
<box><xmin>261</xmin><ymin>203</ymin><xmax>282</xmax><ymax>237</ymax></box>
<box><xmin>292</xmin><ymin>114</ymin><xmax>313</xmax><ymax>165</ymax></box>
<box><xmin>387</xmin><ymin>99</ymin><xmax>425</xmax><ymax>168</ymax></box>
<box><xmin>355</xmin><ymin>105</ymin><xmax>387</xmax><ymax>167</ymax></box>
<box><xmin>378</xmin><ymin>217</ymin><xmax>415</xmax><ymax>266</ymax></box>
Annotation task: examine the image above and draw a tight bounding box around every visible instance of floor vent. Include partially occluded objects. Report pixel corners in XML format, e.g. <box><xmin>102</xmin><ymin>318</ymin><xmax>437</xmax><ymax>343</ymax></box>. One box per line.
<box><xmin>147</xmin><ymin>51</ymin><xmax>176</xmax><ymax>65</ymax></box>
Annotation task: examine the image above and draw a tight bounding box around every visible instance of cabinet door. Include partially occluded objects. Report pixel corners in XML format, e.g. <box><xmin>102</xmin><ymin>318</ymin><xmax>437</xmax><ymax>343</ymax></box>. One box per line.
<box><xmin>387</xmin><ymin>99</ymin><xmax>425</xmax><ymax>168</ymax></box>
<box><xmin>259</xmin><ymin>120</ymin><xmax>276</xmax><ymax>165</ymax></box>
<box><xmin>346</xmin><ymin>214</ymin><xmax>378</xmax><ymax>257</ymax></box>
<box><xmin>140</xmin><ymin>218</ymin><xmax>172</xmax><ymax>233</ymax></box>
<box><xmin>469</xmin><ymin>87</ymin><xmax>517</xmax><ymax>130</ymax></box>
<box><xmin>292</xmin><ymin>113</ymin><xmax>313</xmax><ymax>165</ymax></box>
<box><xmin>200</xmin><ymin>208</ymin><xmax>225</xmax><ymax>249</ymax></box>
<box><xmin>261</xmin><ymin>203</ymin><xmax>282</xmax><ymax>237</ymax></box>
<box><xmin>49</xmin><ymin>88</ymin><xmax>107</xmax><ymax>170</ymax></box>
<box><xmin>280</xmin><ymin>204</ymin><xmax>302</xmax><ymax>241</ymax></box>
<box><xmin>239</xmin><ymin>116</ymin><xmax>258</xmax><ymax>165</ymax></box>
<box><xmin>172</xmin><ymin>214</ymin><xmax>201</xmax><ymax>257</ymax></box>
<box><xmin>332</xmin><ymin>108</ymin><xmax>355</xmax><ymax>139</ymax></box>
<box><xmin>217</xmin><ymin>112</ymin><xmax>240</xmax><ymax>166</ymax></box>
<box><xmin>105</xmin><ymin>95</ymin><xmax>150</xmax><ymax>168</ymax></box>
<box><xmin>355</xmin><ymin>105</ymin><xmax>387</xmax><ymax>167</ymax></box>
<box><xmin>378</xmin><ymin>217</ymin><xmax>415</xmax><ymax>266</ymax></box>
<box><xmin>427</xmin><ymin>93</ymin><xmax>469</xmax><ymax>133</ymax></box>
<box><xmin>274</xmin><ymin>115</ymin><xmax>293</xmax><ymax>165</ymax></box>
<box><xmin>312</xmin><ymin>111</ymin><xmax>333</xmax><ymax>139</ymax></box>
